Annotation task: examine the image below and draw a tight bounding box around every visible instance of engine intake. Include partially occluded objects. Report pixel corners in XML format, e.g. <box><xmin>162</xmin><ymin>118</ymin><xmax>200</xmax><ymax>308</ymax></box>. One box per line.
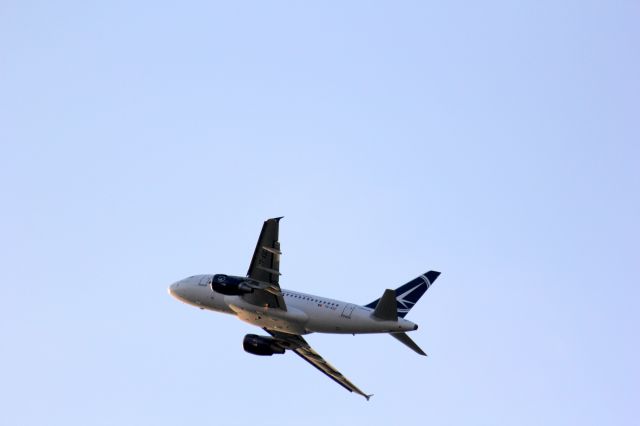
<box><xmin>211</xmin><ymin>274</ymin><xmax>254</xmax><ymax>295</ymax></box>
<box><xmin>243</xmin><ymin>334</ymin><xmax>285</xmax><ymax>356</ymax></box>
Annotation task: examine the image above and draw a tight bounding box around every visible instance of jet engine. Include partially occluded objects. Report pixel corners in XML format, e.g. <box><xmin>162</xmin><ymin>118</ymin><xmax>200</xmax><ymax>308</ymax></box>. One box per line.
<box><xmin>210</xmin><ymin>274</ymin><xmax>254</xmax><ymax>295</ymax></box>
<box><xmin>243</xmin><ymin>334</ymin><xmax>285</xmax><ymax>356</ymax></box>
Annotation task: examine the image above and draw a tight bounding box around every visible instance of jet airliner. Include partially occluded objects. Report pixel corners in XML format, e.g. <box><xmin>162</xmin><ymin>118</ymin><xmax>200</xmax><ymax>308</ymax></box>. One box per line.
<box><xmin>168</xmin><ymin>217</ymin><xmax>441</xmax><ymax>400</ymax></box>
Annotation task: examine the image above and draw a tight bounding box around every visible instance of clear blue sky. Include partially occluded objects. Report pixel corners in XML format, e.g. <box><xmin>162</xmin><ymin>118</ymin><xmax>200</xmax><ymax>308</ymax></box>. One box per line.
<box><xmin>1</xmin><ymin>1</ymin><xmax>638</xmax><ymax>425</ymax></box>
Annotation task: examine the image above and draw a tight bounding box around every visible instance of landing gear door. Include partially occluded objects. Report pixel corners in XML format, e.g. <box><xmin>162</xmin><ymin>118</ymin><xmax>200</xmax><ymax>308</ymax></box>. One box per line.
<box><xmin>341</xmin><ymin>304</ymin><xmax>356</xmax><ymax>319</ymax></box>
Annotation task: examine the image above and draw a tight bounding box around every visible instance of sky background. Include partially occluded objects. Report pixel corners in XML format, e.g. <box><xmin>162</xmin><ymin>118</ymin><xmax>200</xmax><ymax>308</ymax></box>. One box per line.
<box><xmin>1</xmin><ymin>1</ymin><xmax>638</xmax><ymax>425</ymax></box>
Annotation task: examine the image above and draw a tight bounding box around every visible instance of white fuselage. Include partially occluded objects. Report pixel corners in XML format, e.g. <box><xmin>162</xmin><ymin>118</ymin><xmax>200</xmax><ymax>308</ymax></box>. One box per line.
<box><xmin>169</xmin><ymin>274</ymin><xmax>418</xmax><ymax>335</ymax></box>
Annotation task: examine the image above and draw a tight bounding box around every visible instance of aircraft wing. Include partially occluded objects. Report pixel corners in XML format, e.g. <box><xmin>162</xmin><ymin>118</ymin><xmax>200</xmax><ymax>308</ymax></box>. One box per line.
<box><xmin>265</xmin><ymin>329</ymin><xmax>372</xmax><ymax>400</ymax></box>
<box><xmin>243</xmin><ymin>217</ymin><xmax>287</xmax><ymax>310</ymax></box>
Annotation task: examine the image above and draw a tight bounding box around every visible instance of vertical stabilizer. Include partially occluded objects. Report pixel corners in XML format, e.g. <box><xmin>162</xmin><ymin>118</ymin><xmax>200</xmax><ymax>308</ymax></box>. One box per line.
<box><xmin>365</xmin><ymin>270</ymin><xmax>441</xmax><ymax>318</ymax></box>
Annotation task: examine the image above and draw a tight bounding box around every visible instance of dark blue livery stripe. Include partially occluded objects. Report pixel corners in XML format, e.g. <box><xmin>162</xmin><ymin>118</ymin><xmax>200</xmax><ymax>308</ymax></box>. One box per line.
<box><xmin>365</xmin><ymin>270</ymin><xmax>440</xmax><ymax>318</ymax></box>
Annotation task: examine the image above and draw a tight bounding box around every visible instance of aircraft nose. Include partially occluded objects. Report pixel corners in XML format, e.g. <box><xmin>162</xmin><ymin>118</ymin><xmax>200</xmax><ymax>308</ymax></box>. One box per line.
<box><xmin>168</xmin><ymin>281</ymin><xmax>181</xmax><ymax>298</ymax></box>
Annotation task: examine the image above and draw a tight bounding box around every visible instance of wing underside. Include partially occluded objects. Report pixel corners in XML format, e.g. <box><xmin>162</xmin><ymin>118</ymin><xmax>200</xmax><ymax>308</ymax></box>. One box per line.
<box><xmin>244</xmin><ymin>217</ymin><xmax>287</xmax><ymax>310</ymax></box>
<box><xmin>265</xmin><ymin>329</ymin><xmax>372</xmax><ymax>400</ymax></box>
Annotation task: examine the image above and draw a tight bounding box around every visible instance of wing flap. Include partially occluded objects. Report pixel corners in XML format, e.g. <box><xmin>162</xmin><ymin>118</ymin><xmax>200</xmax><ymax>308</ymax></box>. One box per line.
<box><xmin>292</xmin><ymin>349</ymin><xmax>354</xmax><ymax>393</ymax></box>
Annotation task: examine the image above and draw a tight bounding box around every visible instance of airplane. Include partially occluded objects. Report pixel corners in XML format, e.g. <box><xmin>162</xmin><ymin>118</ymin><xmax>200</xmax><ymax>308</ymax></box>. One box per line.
<box><xmin>168</xmin><ymin>217</ymin><xmax>441</xmax><ymax>400</ymax></box>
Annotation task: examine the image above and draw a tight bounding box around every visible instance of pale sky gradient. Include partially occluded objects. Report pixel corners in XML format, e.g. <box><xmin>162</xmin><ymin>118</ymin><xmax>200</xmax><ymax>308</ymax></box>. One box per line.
<box><xmin>1</xmin><ymin>1</ymin><xmax>638</xmax><ymax>425</ymax></box>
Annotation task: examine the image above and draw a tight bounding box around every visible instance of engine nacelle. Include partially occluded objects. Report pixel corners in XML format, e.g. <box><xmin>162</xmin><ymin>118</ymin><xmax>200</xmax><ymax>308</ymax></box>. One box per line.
<box><xmin>243</xmin><ymin>334</ymin><xmax>285</xmax><ymax>356</ymax></box>
<box><xmin>210</xmin><ymin>274</ymin><xmax>254</xmax><ymax>296</ymax></box>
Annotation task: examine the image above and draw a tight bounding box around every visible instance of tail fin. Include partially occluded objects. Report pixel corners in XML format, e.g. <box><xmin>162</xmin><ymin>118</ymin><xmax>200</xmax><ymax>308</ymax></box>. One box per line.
<box><xmin>365</xmin><ymin>271</ymin><xmax>440</xmax><ymax>318</ymax></box>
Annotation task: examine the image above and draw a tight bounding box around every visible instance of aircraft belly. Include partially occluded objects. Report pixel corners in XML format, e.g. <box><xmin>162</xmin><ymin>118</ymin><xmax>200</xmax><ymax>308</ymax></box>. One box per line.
<box><xmin>226</xmin><ymin>296</ymin><xmax>308</xmax><ymax>334</ymax></box>
<box><xmin>305</xmin><ymin>307</ymin><xmax>412</xmax><ymax>334</ymax></box>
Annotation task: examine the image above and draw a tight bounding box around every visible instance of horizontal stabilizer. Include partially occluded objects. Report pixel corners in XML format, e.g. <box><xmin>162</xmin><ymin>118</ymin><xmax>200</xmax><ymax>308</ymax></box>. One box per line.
<box><xmin>390</xmin><ymin>332</ymin><xmax>427</xmax><ymax>356</ymax></box>
<box><xmin>371</xmin><ymin>289</ymin><xmax>398</xmax><ymax>321</ymax></box>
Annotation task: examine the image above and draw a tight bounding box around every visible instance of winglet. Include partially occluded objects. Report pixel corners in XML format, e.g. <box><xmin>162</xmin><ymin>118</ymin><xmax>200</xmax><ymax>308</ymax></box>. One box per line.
<box><xmin>365</xmin><ymin>394</ymin><xmax>373</xmax><ymax>401</ymax></box>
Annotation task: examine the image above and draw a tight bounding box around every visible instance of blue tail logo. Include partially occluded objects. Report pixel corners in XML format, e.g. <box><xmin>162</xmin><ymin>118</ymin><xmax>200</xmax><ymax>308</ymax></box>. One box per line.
<box><xmin>365</xmin><ymin>271</ymin><xmax>440</xmax><ymax>318</ymax></box>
